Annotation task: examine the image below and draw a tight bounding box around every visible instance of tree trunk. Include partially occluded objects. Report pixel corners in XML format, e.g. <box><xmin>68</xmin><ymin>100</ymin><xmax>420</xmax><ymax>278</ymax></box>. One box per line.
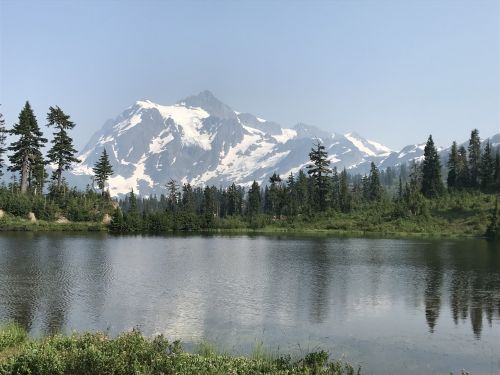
<box><xmin>20</xmin><ymin>157</ymin><xmax>29</xmax><ymax>193</ymax></box>
<box><xmin>57</xmin><ymin>168</ymin><xmax>62</xmax><ymax>188</ymax></box>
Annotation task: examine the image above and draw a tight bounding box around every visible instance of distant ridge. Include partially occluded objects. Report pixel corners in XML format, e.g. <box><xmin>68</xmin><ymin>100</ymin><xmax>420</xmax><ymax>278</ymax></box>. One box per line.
<box><xmin>68</xmin><ymin>91</ymin><xmax>499</xmax><ymax>196</ymax></box>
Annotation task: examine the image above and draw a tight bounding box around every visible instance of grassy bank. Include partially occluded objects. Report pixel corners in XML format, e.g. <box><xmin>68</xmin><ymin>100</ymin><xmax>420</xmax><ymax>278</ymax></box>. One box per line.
<box><xmin>0</xmin><ymin>192</ymin><xmax>496</xmax><ymax>239</ymax></box>
<box><xmin>0</xmin><ymin>217</ymin><xmax>106</xmax><ymax>232</ymax></box>
<box><xmin>0</xmin><ymin>324</ymin><xmax>358</xmax><ymax>375</ymax></box>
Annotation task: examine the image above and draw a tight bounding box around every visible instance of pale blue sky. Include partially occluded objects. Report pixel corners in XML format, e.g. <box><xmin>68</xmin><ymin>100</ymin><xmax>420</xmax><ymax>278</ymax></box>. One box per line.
<box><xmin>0</xmin><ymin>0</ymin><xmax>499</xmax><ymax>150</ymax></box>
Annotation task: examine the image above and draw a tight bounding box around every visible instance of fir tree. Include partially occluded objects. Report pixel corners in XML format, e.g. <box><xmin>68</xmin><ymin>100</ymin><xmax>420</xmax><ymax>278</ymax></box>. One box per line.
<box><xmin>202</xmin><ymin>185</ymin><xmax>215</xmax><ymax>228</ymax></box>
<box><xmin>46</xmin><ymin>106</ymin><xmax>80</xmax><ymax>188</ymax></box>
<box><xmin>247</xmin><ymin>180</ymin><xmax>261</xmax><ymax>217</ymax></box>
<box><xmin>268</xmin><ymin>172</ymin><xmax>283</xmax><ymax>217</ymax></box>
<box><xmin>166</xmin><ymin>179</ymin><xmax>179</xmax><ymax>212</ymax></box>
<box><xmin>456</xmin><ymin>145</ymin><xmax>469</xmax><ymax>189</ymax></box>
<box><xmin>31</xmin><ymin>157</ymin><xmax>47</xmax><ymax>195</ymax></box>
<box><xmin>295</xmin><ymin>169</ymin><xmax>309</xmax><ymax>214</ymax></box>
<box><xmin>8</xmin><ymin>101</ymin><xmax>47</xmax><ymax>193</ymax></box>
<box><xmin>368</xmin><ymin>162</ymin><xmax>382</xmax><ymax>202</ymax></box>
<box><xmin>307</xmin><ymin>140</ymin><xmax>331</xmax><ymax>210</ymax></box>
<box><xmin>0</xmin><ymin>108</ymin><xmax>8</xmax><ymax>175</ymax></box>
<box><xmin>285</xmin><ymin>173</ymin><xmax>297</xmax><ymax>216</ymax></box>
<box><xmin>92</xmin><ymin>148</ymin><xmax>113</xmax><ymax>196</ymax></box>
<box><xmin>447</xmin><ymin>141</ymin><xmax>458</xmax><ymax>189</ymax></box>
<box><xmin>330</xmin><ymin>167</ymin><xmax>340</xmax><ymax>210</ymax></box>
<box><xmin>421</xmin><ymin>135</ymin><xmax>444</xmax><ymax>198</ymax></box>
<box><xmin>227</xmin><ymin>183</ymin><xmax>239</xmax><ymax>216</ymax></box>
<box><xmin>181</xmin><ymin>183</ymin><xmax>195</xmax><ymax>213</ymax></box>
<box><xmin>339</xmin><ymin>168</ymin><xmax>351</xmax><ymax>213</ymax></box>
<box><xmin>128</xmin><ymin>189</ymin><xmax>138</xmax><ymax>213</ymax></box>
<box><xmin>468</xmin><ymin>129</ymin><xmax>481</xmax><ymax>188</ymax></box>
<box><xmin>480</xmin><ymin>140</ymin><xmax>494</xmax><ymax>191</ymax></box>
<box><xmin>126</xmin><ymin>189</ymin><xmax>140</xmax><ymax>231</ymax></box>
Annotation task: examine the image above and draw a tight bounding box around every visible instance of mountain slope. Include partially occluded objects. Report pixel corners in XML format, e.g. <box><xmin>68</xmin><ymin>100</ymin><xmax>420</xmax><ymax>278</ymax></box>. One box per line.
<box><xmin>71</xmin><ymin>91</ymin><xmax>498</xmax><ymax>196</ymax></box>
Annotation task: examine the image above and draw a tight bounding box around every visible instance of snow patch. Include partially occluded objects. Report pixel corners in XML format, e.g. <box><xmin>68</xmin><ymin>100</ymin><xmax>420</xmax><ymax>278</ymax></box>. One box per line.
<box><xmin>273</xmin><ymin>128</ymin><xmax>297</xmax><ymax>144</ymax></box>
<box><xmin>149</xmin><ymin>131</ymin><xmax>174</xmax><ymax>154</ymax></box>
<box><xmin>344</xmin><ymin>133</ymin><xmax>377</xmax><ymax>156</ymax></box>
<box><xmin>108</xmin><ymin>154</ymin><xmax>154</xmax><ymax>195</ymax></box>
<box><xmin>135</xmin><ymin>100</ymin><xmax>211</xmax><ymax>150</ymax></box>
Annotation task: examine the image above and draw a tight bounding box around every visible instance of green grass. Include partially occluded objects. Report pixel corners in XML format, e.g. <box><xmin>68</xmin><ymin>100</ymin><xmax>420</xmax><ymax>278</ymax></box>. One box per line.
<box><xmin>0</xmin><ymin>192</ymin><xmax>496</xmax><ymax>239</ymax></box>
<box><xmin>0</xmin><ymin>216</ymin><xmax>106</xmax><ymax>232</ymax></box>
<box><xmin>0</xmin><ymin>327</ymin><xmax>359</xmax><ymax>375</ymax></box>
<box><xmin>0</xmin><ymin>324</ymin><xmax>27</xmax><ymax>352</ymax></box>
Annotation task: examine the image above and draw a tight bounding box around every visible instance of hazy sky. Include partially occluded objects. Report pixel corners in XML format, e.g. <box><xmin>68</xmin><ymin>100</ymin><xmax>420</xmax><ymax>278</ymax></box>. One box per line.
<box><xmin>1</xmin><ymin>0</ymin><xmax>499</xmax><ymax>151</ymax></box>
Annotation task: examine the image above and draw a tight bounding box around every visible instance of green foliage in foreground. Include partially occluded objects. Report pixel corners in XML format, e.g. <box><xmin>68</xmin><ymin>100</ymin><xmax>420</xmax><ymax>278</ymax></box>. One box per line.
<box><xmin>0</xmin><ymin>326</ymin><xmax>358</xmax><ymax>375</ymax></box>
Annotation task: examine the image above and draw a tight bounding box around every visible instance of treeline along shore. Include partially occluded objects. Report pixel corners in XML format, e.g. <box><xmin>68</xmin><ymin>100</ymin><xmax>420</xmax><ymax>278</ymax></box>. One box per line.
<box><xmin>0</xmin><ymin>103</ymin><xmax>499</xmax><ymax>238</ymax></box>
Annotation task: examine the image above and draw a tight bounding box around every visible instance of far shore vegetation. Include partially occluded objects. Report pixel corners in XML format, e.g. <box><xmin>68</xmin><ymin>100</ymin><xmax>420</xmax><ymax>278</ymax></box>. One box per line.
<box><xmin>0</xmin><ymin>103</ymin><xmax>499</xmax><ymax>239</ymax></box>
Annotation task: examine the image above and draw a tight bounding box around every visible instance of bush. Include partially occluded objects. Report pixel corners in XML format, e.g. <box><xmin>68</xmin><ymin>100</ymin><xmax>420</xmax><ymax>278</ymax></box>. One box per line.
<box><xmin>0</xmin><ymin>329</ymin><xmax>358</xmax><ymax>375</ymax></box>
<box><xmin>0</xmin><ymin>323</ymin><xmax>27</xmax><ymax>351</ymax></box>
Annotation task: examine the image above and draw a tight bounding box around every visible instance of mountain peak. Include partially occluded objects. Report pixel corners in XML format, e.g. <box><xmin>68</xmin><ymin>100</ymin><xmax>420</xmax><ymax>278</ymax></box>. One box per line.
<box><xmin>179</xmin><ymin>90</ymin><xmax>236</xmax><ymax>120</ymax></box>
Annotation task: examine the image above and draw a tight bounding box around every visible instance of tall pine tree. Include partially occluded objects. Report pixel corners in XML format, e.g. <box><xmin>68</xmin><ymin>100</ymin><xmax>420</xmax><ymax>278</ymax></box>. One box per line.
<box><xmin>468</xmin><ymin>129</ymin><xmax>481</xmax><ymax>188</ymax></box>
<box><xmin>339</xmin><ymin>168</ymin><xmax>351</xmax><ymax>212</ymax></box>
<box><xmin>307</xmin><ymin>140</ymin><xmax>331</xmax><ymax>210</ymax></box>
<box><xmin>92</xmin><ymin>148</ymin><xmax>113</xmax><ymax>196</ymax></box>
<box><xmin>421</xmin><ymin>135</ymin><xmax>444</xmax><ymax>198</ymax></box>
<box><xmin>8</xmin><ymin>101</ymin><xmax>47</xmax><ymax>193</ymax></box>
<box><xmin>46</xmin><ymin>106</ymin><xmax>80</xmax><ymax>189</ymax></box>
<box><xmin>456</xmin><ymin>145</ymin><xmax>469</xmax><ymax>189</ymax></box>
<box><xmin>247</xmin><ymin>180</ymin><xmax>261</xmax><ymax>217</ymax></box>
<box><xmin>447</xmin><ymin>141</ymin><xmax>459</xmax><ymax>189</ymax></box>
<box><xmin>368</xmin><ymin>162</ymin><xmax>382</xmax><ymax>202</ymax></box>
<box><xmin>480</xmin><ymin>140</ymin><xmax>494</xmax><ymax>191</ymax></box>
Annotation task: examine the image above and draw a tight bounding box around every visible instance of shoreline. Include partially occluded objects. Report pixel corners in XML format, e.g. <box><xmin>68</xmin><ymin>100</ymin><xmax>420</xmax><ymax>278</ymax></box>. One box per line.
<box><xmin>0</xmin><ymin>324</ymin><xmax>357</xmax><ymax>374</ymax></box>
<box><xmin>0</xmin><ymin>217</ymin><xmax>489</xmax><ymax>240</ymax></box>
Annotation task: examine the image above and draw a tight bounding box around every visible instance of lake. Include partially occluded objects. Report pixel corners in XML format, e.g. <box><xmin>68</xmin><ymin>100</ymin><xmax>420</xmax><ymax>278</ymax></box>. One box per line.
<box><xmin>0</xmin><ymin>233</ymin><xmax>498</xmax><ymax>374</ymax></box>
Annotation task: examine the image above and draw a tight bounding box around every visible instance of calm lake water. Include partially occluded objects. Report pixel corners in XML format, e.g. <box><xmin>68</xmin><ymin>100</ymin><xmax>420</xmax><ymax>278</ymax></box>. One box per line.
<box><xmin>0</xmin><ymin>233</ymin><xmax>499</xmax><ymax>374</ymax></box>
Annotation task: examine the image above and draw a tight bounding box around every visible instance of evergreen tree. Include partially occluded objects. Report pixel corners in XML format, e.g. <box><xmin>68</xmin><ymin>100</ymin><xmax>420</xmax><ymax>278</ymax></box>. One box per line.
<box><xmin>468</xmin><ymin>129</ymin><xmax>481</xmax><ymax>188</ymax></box>
<box><xmin>92</xmin><ymin>148</ymin><xmax>113</xmax><ymax>196</ymax></box>
<box><xmin>46</xmin><ymin>106</ymin><xmax>80</xmax><ymax>188</ymax></box>
<box><xmin>227</xmin><ymin>183</ymin><xmax>239</xmax><ymax>216</ymax></box>
<box><xmin>295</xmin><ymin>169</ymin><xmax>309</xmax><ymax>214</ymax></box>
<box><xmin>480</xmin><ymin>140</ymin><xmax>494</xmax><ymax>191</ymax></box>
<box><xmin>0</xmin><ymin>108</ymin><xmax>8</xmax><ymax>175</ymax></box>
<box><xmin>307</xmin><ymin>140</ymin><xmax>331</xmax><ymax>210</ymax></box>
<box><xmin>128</xmin><ymin>189</ymin><xmax>138</xmax><ymax>213</ymax></box>
<box><xmin>247</xmin><ymin>180</ymin><xmax>261</xmax><ymax>217</ymax></box>
<box><xmin>268</xmin><ymin>172</ymin><xmax>283</xmax><ymax>217</ymax></box>
<box><xmin>368</xmin><ymin>162</ymin><xmax>382</xmax><ymax>202</ymax></box>
<box><xmin>126</xmin><ymin>189</ymin><xmax>141</xmax><ymax>231</ymax></box>
<box><xmin>181</xmin><ymin>183</ymin><xmax>195</xmax><ymax>213</ymax></box>
<box><xmin>339</xmin><ymin>168</ymin><xmax>351</xmax><ymax>212</ymax></box>
<box><xmin>166</xmin><ymin>179</ymin><xmax>179</xmax><ymax>212</ymax></box>
<box><xmin>8</xmin><ymin>101</ymin><xmax>47</xmax><ymax>193</ymax></box>
<box><xmin>109</xmin><ymin>207</ymin><xmax>125</xmax><ymax>232</ymax></box>
<box><xmin>447</xmin><ymin>141</ymin><xmax>459</xmax><ymax>189</ymax></box>
<box><xmin>456</xmin><ymin>145</ymin><xmax>469</xmax><ymax>188</ymax></box>
<box><xmin>284</xmin><ymin>173</ymin><xmax>297</xmax><ymax>216</ymax></box>
<box><xmin>421</xmin><ymin>135</ymin><xmax>444</xmax><ymax>198</ymax></box>
<box><xmin>330</xmin><ymin>167</ymin><xmax>340</xmax><ymax>210</ymax></box>
<box><xmin>31</xmin><ymin>157</ymin><xmax>47</xmax><ymax>195</ymax></box>
<box><xmin>202</xmin><ymin>185</ymin><xmax>215</xmax><ymax>228</ymax></box>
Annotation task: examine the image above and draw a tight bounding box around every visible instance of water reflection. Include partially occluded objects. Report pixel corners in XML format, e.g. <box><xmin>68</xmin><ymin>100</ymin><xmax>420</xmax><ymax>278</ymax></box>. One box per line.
<box><xmin>0</xmin><ymin>234</ymin><xmax>499</xmax><ymax>373</ymax></box>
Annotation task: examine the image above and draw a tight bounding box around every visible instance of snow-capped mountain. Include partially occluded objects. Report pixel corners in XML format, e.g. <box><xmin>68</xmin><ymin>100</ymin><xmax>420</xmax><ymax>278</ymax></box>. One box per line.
<box><xmin>71</xmin><ymin>91</ymin><xmax>498</xmax><ymax>196</ymax></box>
